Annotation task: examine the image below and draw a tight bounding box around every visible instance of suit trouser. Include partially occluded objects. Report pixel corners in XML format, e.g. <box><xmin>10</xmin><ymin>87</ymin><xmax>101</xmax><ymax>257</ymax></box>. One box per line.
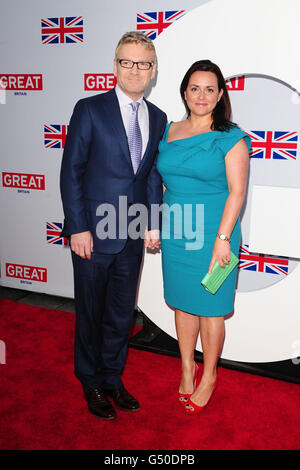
<box><xmin>71</xmin><ymin>237</ymin><xmax>143</xmax><ymax>392</ymax></box>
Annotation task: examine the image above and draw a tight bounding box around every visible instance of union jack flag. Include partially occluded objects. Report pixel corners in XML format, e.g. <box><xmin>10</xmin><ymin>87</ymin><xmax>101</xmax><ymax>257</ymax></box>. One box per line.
<box><xmin>44</xmin><ymin>124</ymin><xmax>68</xmax><ymax>149</ymax></box>
<box><xmin>247</xmin><ymin>130</ymin><xmax>298</xmax><ymax>160</ymax></box>
<box><xmin>46</xmin><ymin>222</ymin><xmax>68</xmax><ymax>246</ymax></box>
<box><xmin>238</xmin><ymin>244</ymin><xmax>289</xmax><ymax>275</ymax></box>
<box><xmin>137</xmin><ymin>11</ymin><xmax>185</xmax><ymax>40</ymax></box>
<box><xmin>41</xmin><ymin>17</ymin><xmax>84</xmax><ymax>44</ymax></box>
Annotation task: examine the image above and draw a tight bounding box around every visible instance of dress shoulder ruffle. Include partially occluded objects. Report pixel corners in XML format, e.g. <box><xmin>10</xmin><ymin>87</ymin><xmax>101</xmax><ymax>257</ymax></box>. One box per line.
<box><xmin>159</xmin><ymin>122</ymin><xmax>251</xmax><ymax>154</ymax></box>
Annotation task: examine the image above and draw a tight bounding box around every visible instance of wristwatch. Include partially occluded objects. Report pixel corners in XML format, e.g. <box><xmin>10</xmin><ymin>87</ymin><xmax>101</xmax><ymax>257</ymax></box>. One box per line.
<box><xmin>217</xmin><ymin>233</ymin><xmax>230</xmax><ymax>242</ymax></box>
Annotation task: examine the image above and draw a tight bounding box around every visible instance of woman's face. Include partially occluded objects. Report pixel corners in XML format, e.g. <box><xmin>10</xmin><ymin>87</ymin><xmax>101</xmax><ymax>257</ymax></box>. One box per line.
<box><xmin>184</xmin><ymin>71</ymin><xmax>223</xmax><ymax>118</ymax></box>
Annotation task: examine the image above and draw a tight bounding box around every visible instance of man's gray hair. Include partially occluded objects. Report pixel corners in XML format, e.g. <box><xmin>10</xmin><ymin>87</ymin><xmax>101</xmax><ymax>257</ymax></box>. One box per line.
<box><xmin>115</xmin><ymin>31</ymin><xmax>156</xmax><ymax>61</ymax></box>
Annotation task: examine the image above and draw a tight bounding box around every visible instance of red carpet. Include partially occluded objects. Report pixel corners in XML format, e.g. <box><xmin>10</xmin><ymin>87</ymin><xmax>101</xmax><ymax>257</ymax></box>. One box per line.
<box><xmin>0</xmin><ymin>297</ymin><xmax>299</xmax><ymax>450</ymax></box>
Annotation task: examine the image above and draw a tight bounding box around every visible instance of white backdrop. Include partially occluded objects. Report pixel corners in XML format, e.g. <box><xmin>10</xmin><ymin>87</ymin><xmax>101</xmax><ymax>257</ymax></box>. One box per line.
<box><xmin>1</xmin><ymin>0</ymin><xmax>300</xmax><ymax>367</ymax></box>
<box><xmin>0</xmin><ymin>0</ymin><xmax>205</xmax><ymax>297</ymax></box>
<box><xmin>138</xmin><ymin>0</ymin><xmax>300</xmax><ymax>363</ymax></box>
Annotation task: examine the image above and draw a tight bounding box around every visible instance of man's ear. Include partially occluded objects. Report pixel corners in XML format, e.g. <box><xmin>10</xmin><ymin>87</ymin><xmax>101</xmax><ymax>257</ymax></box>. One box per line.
<box><xmin>113</xmin><ymin>58</ymin><xmax>117</xmax><ymax>77</ymax></box>
<box><xmin>151</xmin><ymin>61</ymin><xmax>157</xmax><ymax>80</ymax></box>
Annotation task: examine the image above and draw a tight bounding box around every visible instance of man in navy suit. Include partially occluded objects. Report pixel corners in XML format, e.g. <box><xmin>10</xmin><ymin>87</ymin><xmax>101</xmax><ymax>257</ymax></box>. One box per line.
<box><xmin>60</xmin><ymin>32</ymin><xmax>167</xmax><ymax>420</ymax></box>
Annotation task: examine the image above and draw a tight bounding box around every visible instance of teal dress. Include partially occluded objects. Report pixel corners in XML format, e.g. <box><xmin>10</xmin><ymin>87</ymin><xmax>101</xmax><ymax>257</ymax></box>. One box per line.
<box><xmin>157</xmin><ymin>123</ymin><xmax>251</xmax><ymax>317</ymax></box>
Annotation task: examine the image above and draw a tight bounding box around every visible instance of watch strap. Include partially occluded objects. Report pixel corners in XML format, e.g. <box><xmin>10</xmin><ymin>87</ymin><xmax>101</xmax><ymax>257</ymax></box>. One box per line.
<box><xmin>217</xmin><ymin>233</ymin><xmax>230</xmax><ymax>242</ymax></box>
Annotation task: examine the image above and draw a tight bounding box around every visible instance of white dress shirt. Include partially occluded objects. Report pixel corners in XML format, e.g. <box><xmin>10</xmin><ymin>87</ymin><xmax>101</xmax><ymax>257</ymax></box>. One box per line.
<box><xmin>115</xmin><ymin>84</ymin><xmax>149</xmax><ymax>159</ymax></box>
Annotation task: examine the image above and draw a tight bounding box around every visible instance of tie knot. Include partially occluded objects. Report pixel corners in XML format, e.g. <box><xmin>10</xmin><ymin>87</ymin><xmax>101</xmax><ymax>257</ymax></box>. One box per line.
<box><xmin>130</xmin><ymin>101</ymin><xmax>140</xmax><ymax>112</ymax></box>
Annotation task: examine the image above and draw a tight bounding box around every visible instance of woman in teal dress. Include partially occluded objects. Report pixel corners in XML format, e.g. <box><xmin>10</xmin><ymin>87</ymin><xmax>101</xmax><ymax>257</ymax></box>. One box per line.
<box><xmin>156</xmin><ymin>60</ymin><xmax>251</xmax><ymax>415</ymax></box>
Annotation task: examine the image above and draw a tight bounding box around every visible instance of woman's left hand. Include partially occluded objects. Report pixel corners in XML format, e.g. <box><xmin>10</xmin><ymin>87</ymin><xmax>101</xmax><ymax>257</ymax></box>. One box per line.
<box><xmin>208</xmin><ymin>238</ymin><xmax>231</xmax><ymax>273</ymax></box>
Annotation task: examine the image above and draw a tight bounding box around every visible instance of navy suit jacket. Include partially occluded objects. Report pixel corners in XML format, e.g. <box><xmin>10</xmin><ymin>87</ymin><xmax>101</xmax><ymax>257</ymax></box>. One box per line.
<box><xmin>60</xmin><ymin>88</ymin><xmax>167</xmax><ymax>254</ymax></box>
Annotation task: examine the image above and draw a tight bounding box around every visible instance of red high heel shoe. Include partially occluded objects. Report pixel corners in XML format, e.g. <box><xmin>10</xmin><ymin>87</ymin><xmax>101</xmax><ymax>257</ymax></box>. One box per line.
<box><xmin>185</xmin><ymin>380</ymin><xmax>217</xmax><ymax>415</ymax></box>
<box><xmin>178</xmin><ymin>362</ymin><xmax>199</xmax><ymax>405</ymax></box>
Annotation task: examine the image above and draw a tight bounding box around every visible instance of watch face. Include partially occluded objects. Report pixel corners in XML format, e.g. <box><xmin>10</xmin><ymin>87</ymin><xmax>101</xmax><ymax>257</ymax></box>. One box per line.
<box><xmin>220</xmin><ymin>234</ymin><xmax>226</xmax><ymax>240</ymax></box>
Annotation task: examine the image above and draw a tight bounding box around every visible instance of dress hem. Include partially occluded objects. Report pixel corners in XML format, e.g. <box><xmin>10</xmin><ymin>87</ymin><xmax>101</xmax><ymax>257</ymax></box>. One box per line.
<box><xmin>165</xmin><ymin>298</ymin><xmax>233</xmax><ymax>318</ymax></box>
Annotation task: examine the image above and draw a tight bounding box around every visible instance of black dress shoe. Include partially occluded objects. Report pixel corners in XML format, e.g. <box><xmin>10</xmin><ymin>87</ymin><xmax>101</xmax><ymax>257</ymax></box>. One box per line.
<box><xmin>104</xmin><ymin>386</ymin><xmax>140</xmax><ymax>412</ymax></box>
<box><xmin>85</xmin><ymin>387</ymin><xmax>116</xmax><ymax>420</ymax></box>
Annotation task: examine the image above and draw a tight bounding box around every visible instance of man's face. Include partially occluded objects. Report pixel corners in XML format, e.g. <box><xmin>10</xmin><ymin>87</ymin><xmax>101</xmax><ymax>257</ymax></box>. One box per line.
<box><xmin>113</xmin><ymin>42</ymin><xmax>156</xmax><ymax>101</ymax></box>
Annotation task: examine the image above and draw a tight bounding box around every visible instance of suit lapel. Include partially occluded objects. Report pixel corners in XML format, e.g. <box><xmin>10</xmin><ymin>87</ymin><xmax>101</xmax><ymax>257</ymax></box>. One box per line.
<box><xmin>136</xmin><ymin>98</ymin><xmax>154</xmax><ymax>175</ymax></box>
<box><xmin>103</xmin><ymin>90</ymin><xmax>157</xmax><ymax>176</ymax></box>
<box><xmin>103</xmin><ymin>89</ymin><xmax>134</xmax><ymax>173</ymax></box>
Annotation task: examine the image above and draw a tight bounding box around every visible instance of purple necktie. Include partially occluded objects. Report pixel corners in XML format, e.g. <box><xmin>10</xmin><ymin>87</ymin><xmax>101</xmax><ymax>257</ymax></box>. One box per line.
<box><xmin>128</xmin><ymin>101</ymin><xmax>142</xmax><ymax>174</ymax></box>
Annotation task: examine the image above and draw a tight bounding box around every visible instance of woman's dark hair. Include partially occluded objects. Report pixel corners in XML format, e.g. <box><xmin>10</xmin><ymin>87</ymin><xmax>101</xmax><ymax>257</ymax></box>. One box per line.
<box><xmin>180</xmin><ymin>59</ymin><xmax>235</xmax><ymax>131</ymax></box>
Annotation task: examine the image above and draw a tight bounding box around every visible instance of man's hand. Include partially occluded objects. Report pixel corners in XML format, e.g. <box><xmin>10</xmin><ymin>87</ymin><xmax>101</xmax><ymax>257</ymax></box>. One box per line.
<box><xmin>70</xmin><ymin>231</ymin><xmax>93</xmax><ymax>260</ymax></box>
<box><xmin>144</xmin><ymin>229</ymin><xmax>161</xmax><ymax>250</ymax></box>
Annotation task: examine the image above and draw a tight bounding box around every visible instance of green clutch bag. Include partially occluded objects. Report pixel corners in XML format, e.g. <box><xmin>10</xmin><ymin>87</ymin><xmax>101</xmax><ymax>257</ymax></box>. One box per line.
<box><xmin>201</xmin><ymin>251</ymin><xmax>239</xmax><ymax>294</ymax></box>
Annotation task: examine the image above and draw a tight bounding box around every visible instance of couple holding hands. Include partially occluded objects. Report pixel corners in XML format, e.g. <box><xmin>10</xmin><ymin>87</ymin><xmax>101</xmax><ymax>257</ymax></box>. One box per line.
<box><xmin>60</xmin><ymin>31</ymin><xmax>250</xmax><ymax>420</ymax></box>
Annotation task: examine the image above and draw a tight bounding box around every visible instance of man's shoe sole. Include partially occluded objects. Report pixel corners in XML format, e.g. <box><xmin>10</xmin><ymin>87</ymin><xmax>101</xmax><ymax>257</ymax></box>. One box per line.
<box><xmin>88</xmin><ymin>406</ymin><xmax>117</xmax><ymax>420</ymax></box>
